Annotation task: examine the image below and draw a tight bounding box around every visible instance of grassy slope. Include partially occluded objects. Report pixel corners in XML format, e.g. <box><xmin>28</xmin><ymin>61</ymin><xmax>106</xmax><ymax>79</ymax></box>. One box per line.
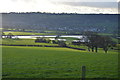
<box><xmin>2</xmin><ymin>46</ymin><xmax>118</xmax><ymax>78</ymax></box>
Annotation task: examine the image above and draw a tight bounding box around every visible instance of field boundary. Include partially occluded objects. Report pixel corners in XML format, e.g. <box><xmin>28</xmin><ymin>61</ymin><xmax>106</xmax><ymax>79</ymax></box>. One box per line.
<box><xmin>1</xmin><ymin>44</ymin><xmax>86</xmax><ymax>51</ymax></box>
<box><xmin>66</xmin><ymin>46</ymin><xmax>86</xmax><ymax>51</ymax></box>
<box><xmin>1</xmin><ymin>44</ymin><xmax>59</xmax><ymax>47</ymax></box>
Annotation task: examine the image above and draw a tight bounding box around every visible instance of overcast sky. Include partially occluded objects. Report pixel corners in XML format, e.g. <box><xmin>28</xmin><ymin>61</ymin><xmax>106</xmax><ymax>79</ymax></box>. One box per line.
<box><xmin>0</xmin><ymin>0</ymin><xmax>119</xmax><ymax>14</ymax></box>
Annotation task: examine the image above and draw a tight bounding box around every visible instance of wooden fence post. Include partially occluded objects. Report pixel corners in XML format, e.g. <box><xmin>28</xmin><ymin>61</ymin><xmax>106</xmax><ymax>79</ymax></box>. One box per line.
<box><xmin>82</xmin><ymin>66</ymin><xmax>86</xmax><ymax>80</ymax></box>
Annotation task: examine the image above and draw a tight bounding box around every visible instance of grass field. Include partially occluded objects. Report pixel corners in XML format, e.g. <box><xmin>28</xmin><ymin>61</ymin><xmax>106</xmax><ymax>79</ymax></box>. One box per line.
<box><xmin>2</xmin><ymin>46</ymin><xmax>118</xmax><ymax>78</ymax></box>
<box><xmin>4</xmin><ymin>32</ymin><xmax>56</xmax><ymax>35</ymax></box>
<box><xmin>98</xmin><ymin>33</ymin><xmax>113</xmax><ymax>36</ymax></box>
<box><xmin>1</xmin><ymin>39</ymin><xmax>58</xmax><ymax>46</ymax></box>
<box><xmin>68</xmin><ymin>45</ymin><xmax>88</xmax><ymax>49</ymax></box>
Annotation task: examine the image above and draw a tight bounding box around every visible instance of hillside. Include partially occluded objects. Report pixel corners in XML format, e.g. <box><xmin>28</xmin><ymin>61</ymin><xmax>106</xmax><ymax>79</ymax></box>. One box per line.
<box><xmin>2</xmin><ymin>13</ymin><xmax>118</xmax><ymax>33</ymax></box>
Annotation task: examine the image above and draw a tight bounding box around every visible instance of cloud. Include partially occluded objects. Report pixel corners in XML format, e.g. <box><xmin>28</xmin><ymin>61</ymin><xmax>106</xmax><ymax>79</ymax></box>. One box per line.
<box><xmin>0</xmin><ymin>0</ymin><xmax>118</xmax><ymax>14</ymax></box>
<box><xmin>60</xmin><ymin>2</ymin><xmax>118</xmax><ymax>8</ymax></box>
<box><xmin>50</xmin><ymin>0</ymin><xmax>118</xmax><ymax>2</ymax></box>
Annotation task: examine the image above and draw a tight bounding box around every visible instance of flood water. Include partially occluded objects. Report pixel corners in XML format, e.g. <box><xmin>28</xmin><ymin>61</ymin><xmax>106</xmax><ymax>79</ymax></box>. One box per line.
<box><xmin>2</xmin><ymin>35</ymin><xmax>83</xmax><ymax>39</ymax></box>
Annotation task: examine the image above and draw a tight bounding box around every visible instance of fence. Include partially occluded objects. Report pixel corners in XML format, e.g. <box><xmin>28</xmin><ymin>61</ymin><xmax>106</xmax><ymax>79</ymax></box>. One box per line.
<box><xmin>2</xmin><ymin>66</ymin><xmax>118</xmax><ymax>80</ymax></box>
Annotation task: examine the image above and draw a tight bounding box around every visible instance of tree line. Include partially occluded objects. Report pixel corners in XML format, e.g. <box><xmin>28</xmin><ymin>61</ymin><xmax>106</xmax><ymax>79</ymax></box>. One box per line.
<box><xmin>83</xmin><ymin>31</ymin><xmax>116</xmax><ymax>53</ymax></box>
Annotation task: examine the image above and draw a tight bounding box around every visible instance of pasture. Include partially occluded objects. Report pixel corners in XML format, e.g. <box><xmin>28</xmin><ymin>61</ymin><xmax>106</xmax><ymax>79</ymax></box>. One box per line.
<box><xmin>2</xmin><ymin>46</ymin><xmax>118</xmax><ymax>78</ymax></box>
<box><xmin>3</xmin><ymin>31</ymin><xmax>56</xmax><ymax>36</ymax></box>
<box><xmin>2</xmin><ymin>39</ymin><xmax>58</xmax><ymax>46</ymax></box>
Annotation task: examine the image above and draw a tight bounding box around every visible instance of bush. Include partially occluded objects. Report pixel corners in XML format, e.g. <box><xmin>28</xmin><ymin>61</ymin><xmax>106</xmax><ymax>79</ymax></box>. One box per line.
<box><xmin>58</xmin><ymin>41</ymin><xmax>67</xmax><ymax>47</ymax></box>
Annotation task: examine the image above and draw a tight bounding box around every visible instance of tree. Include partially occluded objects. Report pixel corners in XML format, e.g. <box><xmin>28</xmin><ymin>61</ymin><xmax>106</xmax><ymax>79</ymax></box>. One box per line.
<box><xmin>58</xmin><ymin>41</ymin><xmax>67</xmax><ymax>47</ymax></box>
<box><xmin>35</xmin><ymin>37</ymin><xmax>46</xmax><ymax>43</ymax></box>
<box><xmin>99</xmin><ymin>36</ymin><xmax>114</xmax><ymax>53</ymax></box>
<box><xmin>72</xmin><ymin>41</ymin><xmax>81</xmax><ymax>45</ymax></box>
<box><xmin>2</xmin><ymin>32</ymin><xmax>5</xmax><ymax>36</ymax></box>
<box><xmin>85</xmin><ymin>32</ymin><xmax>116</xmax><ymax>53</ymax></box>
<box><xmin>83</xmin><ymin>31</ymin><xmax>115</xmax><ymax>53</ymax></box>
<box><xmin>35</xmin><ymin>37</ymin><xmax>50</xmax><ymax>43</ymax></box>
<box><xmin>52</xmin><ymin>40</ymin><xmax>58</xmax><ymax>44</ymax></box>
<box><xmin>83</xmin><ymin>31</ymin><xmax>100</xmax><ymax>52</ymax></box>
<box><xmin>1</xmin><ymin>32</ymin><xmax>5</xmax><ymax>38</ymax></box>
<box><xmin>7</xmin><ymin>33</ymin><xmax>14</xmax><ymax>39</ymax></box>
<box><xmin>55</xmin><ymin>35</ymin><xmax>61</xmax><ymax>40</ymax></box>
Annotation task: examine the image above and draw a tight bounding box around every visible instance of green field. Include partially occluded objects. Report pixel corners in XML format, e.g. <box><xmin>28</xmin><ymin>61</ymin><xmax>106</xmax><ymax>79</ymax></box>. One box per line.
<box><xmin>98</xmin><ymin>33</ymin><xmax>113</xmax><ymax>36</ymax></box>
<box><xmin>2</xmin><ymin>46</ymin><xmax>118</xmax><ymax>78</ymax></box>
<box><xmin>2</xmin><ymin>39</ymin><xmax>58</xmax><ymax>46</ymax></box>
<box><xmin>3</xmin><ymin>32</ymin><xmax>56</xmax><ymax>35</ymax></box>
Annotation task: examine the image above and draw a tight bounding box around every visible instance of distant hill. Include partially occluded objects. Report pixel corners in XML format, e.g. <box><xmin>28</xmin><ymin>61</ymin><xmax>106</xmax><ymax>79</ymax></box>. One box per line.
<box><xmin>2</xmin><ymin>12</ymin><xmax>118</xmax><ymax>33</ymax></box>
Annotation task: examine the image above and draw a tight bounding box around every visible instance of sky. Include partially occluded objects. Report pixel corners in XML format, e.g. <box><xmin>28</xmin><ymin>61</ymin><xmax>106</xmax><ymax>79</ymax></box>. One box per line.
<box><xmin>0</xmin><ymin>0</ymin><xmax>119</xmax><ymax>14</ymax></box>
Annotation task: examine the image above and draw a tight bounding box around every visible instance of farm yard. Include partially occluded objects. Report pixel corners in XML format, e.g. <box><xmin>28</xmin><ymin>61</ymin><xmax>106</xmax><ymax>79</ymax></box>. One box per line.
<box><xmin>2</xmin><ymin>46</ymin><xmax>118</xmax><ymax>78</ymax></box>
